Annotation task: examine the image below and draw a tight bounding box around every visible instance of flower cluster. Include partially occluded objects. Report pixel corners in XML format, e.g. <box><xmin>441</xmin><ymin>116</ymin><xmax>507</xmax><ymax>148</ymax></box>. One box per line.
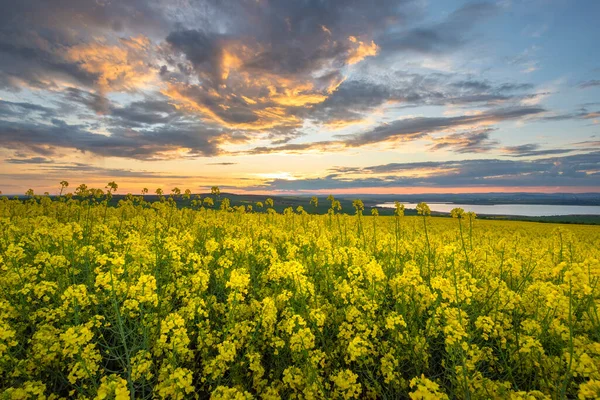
<box><xmin>0</xmin><ymin>195</ymin><xmax>599</xmax><ymax>398</ymax></box>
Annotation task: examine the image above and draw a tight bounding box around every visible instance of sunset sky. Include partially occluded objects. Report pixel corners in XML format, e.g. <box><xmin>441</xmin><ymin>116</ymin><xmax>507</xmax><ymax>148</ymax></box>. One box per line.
<box><xmin>0</xmin><ymin>0</ymin><xmax>599</xmax><ymax>195</ymax></box>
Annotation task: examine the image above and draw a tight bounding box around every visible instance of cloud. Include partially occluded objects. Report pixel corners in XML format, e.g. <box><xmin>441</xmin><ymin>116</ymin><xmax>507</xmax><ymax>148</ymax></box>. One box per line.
<box><xmin>32</xmin><ymin>163</ymin><xmax>200</xmax><ymax>180</ymax></box>
<box><xmin>252</xmin><ymin>152</ymin><xmax>600</xmax><ymax>191</ymax></box>
<box><xmin>339</xmin><ymin>106</ymin><xmax>545</xmax><ymax>147</ymax></box>
<box><xmin>239</xmin><ymin>105</ymin><xmax>546</xmax><ymax>154</ymax></box>
<box><xmin>501</xmin><ymin>143</ymin><xmax>577</xmax><ymax>157</ymax></box>
<box><xmin>165</xmin><ymin>29</ymin><xmax>227</xmax><ymax>86</ymax></box>
<box><xmin>578</xmin><ymin>80</ymin><xmax>600</xmax><ymax>89</ymax></box>
<box><xmin>5</xmin><ymin>156</ymin><xmax>53</xmax><ymax>164</ymax></box>
<box><xmin>306</xmin><ymin>76</ymin><xmax>538</xmax><ymax>128</ymax></box>
<box><xmin>0</xmin><ymin>114</ymin><xmax>225</xmax><ymax>160</ymax></box>
<box><xmin>0</xmin><ymin>99</ymin><xmax>55</xmax><ymax>119</ymax></box>
<box><xmin>0</xmin><ymin>32</ymin><xmax>97</xmax><ymax>91</ymax></box>
<box><xmin>378</xmin><ymin>1</ymin><xmax>499</xmax><ymax>54</ymax></box>
<box><xmin>63</xmin><ymin>36</ymin><xmax>157</xmax><ymax>93</ymax></box>
<box><xmin>346</xmin><ymin>37</ymin><xmax>379</xmax><ymax>65</ymax></box>
<box><xmin>108</xmin><ymin>98</ymin><xmax>185</xmax><ymax>127</ymax></box>
<box><xmin>150</xmin><ymin>1</ymin><xmax>511</xmax><ymax>140</ymax></box>
<box><xmin>507</xmin><ymin>46</ymin><xmax>540</xmax><ymax>73</ymax></box>
<box><xmin>61</xmin><ymin>87</ymin><xmax>110</xmax><ymax>115</ymax></box>
<box><xmin>0</xmin><ymin>0</ymin><xmax>168</xmax><ymax>35</ymax></box>
<box><xmin>0</xmin><ymin>0</ymin><xmax>591</xmax><ymax>173</ymax></box>
<box><xmin>540</xmin><ymin>106</ymin><xmax>600</xmax><ymax>122</ymax></box>
<box><xmin>0</xmin><ymin>0</ymin><xmax>166</xmax><ymax>92</ymax></box>
<box><xmin>161</xmin><ymin>22</ymin><xmax>382</xmax><ymax>131</ymax></box>
<box><xmin>428</xmin><ymin>128</ymin><xmax>499</xmax><ymax>153</ymax></box>
<box><xmin>244</xmin><ymin>142</ymin><xmax>338</xmax><ymax>155</ymax></box>
<box><xmin>161</xmin><ymin>83</ymin><xmax>302</xmax><ymax>131</ymax></box>
<box><xmin>154</xmin><ymin>0</ymin><xmax>419</xmax><ymax>133</ymax></box>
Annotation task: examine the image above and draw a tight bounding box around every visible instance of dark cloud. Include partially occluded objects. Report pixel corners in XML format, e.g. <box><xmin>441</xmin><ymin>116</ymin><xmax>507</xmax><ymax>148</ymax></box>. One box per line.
<box><xmin>254</xmin><ymin>152</ymin><xmax>600</xmax><ymax>191</ymax></box>
<box><xmin>0</xmin><ymin>114</ymin><xmax>224</xmax><ymax>160</ymax></box>
<box><xmin>5</xmin><ymin>156</ymin><xmax>53</xmax><ymax>164</ymax></box>
<box><xmin>0</xmin><ymin>99</ymin><xmax>55</xmax><ymax>119</ymax></box>
<box><xmin>206</xmin><ymin>162</ymin><xmax>237</xmax><ymax>165</ymax></box>
<box><xmin>245</xmin><ymin>142</ymin><xmax>336</xmax><ymax>155</ymax></box>
<box><xmin>540</xmin><ymin>106</ymin><xmax>600</xmax><ymax>122</ymax></box>
<box><xmin>451</xmin><ymin>80</ymin><xmax>493</xmax><ymax>91</ymax></box>
<box><xmin>241</xmin><ymin>106</ymin><xmax>546</xmax><ymax>154</ymax></box>
<box><xmin>307</xmin><ymin>80</ymin><xmax>393</xmax><ymax>125</ymax></box>
<box><xmin>159</xmin><ymin>1</ymin><xmax>421</xmax><ymax>102</ymax></box>
<box><xmin>153</xmin><ymin>1</ymin><xmax>513</xmax><ymax>136</ymax></box>
<box><xmin>306</xmin><ymin>76</ymin><xmax>538</xmax><ymax>127</ymax></box>
<box><xmin>502</xmin><ymin>144</ymin><xmax>577</xmax><ymax>157</ymax></box>
<box><xmin>0</xmin><ymin>0</ymin><xmax>169</xmax><ymax>93</ymax></box>
<box><xmin>0</xmin><ymin>34</ymin><xmax>98</xmax><ymax>90</ymax></box>
<box><xmin>108</xmin><ymin>98</ymin><xmax>184</xmax><ymax>128</ymax></box>
<box><xmin>378</xmin><ymin>2</ymin><xmax>499</xmax><ymax>54</ymax></box>
<box><xmin>428</xmin><ymin>128</ymin><xmax>499</xmax><ymax>153</ymax></box>
<box><xmin>166</xmin><ymin>30</ymin><xmax>226</xmax><ymax>85</ymax></box>
<box><xmin>0</xmin><ymin>0</ymin><xmax>167</xmax><ymax>34</ymax></box>
<box><xmin>340</xmin><ymin>107</ymin><xmax>545</xmax><ymax>146</ymax></box>
<box><xmin>61</xmin><ymin>88</ymin><xmax>109</xmax><ymax>115</ymax></box>
<box><xmin>578</xmin><ymin>80</ymin><xmax>600</xmax><ymax>89</ymax></box>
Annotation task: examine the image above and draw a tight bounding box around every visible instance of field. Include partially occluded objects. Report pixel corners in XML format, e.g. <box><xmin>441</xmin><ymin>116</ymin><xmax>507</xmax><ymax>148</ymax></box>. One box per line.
<box><xmin>1</xmin><ymin>194</ymin><xmax>599</xmax><ymax>399</ymax></box>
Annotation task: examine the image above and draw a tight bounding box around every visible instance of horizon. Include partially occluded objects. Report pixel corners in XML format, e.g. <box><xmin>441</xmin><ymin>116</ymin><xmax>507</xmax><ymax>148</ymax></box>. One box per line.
<box><xmin>1</xmin><ymin>1</ymin><xmax>599</xmax><ymax>193</ymax></box>
<box><xmin>4</xmin><ymin>186</ymin><xmax>600</xmax><ymax>198</ymax></box>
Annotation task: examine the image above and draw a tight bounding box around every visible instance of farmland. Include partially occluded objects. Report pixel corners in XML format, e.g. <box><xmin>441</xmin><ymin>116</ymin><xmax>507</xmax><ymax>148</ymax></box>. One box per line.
<box><xmin>0</xmin><ymin>193</ymin><xmax>599</xmax><ymax>399</ymax></box>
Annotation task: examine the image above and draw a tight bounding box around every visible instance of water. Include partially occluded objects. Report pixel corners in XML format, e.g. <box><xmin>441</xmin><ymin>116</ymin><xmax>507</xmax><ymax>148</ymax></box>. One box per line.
<box><xmin>376</xmin><ymin>202</ymin><xmax>600</xmax><ymax>217</ymax></box>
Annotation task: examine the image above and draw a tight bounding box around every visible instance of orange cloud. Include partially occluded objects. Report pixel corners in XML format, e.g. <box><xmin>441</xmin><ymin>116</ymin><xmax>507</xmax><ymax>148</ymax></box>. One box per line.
<box><xmin>158</xmin><ymin>35</ymin><xmax>383</xmax><ymax>133</ymax></box>
<box><xmin>162</xmin><ymin>84</ymin><xmax>234</xmax><ymax>127</ymax></box>
<box><xmin>253</xmin><ymin>107</ymin><xmax>301</xmax><ymax>126</ymax></box>
<box><xmin>64</xmin><ymin>35</ymin><xmax>156</xmax><ymax>92</ymax></box>
<box><xmin>162</xmin><ymin>83</ymin><xmax>301</xmax><ymax>131</ymax></box>
<box><xmin>347</xmin><ymin>37</ymin><xmax>379</xmax><ymax>65</ymax></box>
<box><xmin>324</xmin><ymin>119</ymin><xmax>369</xmax><ymax>130</ymax></box>
<box><xmin>241</xmin><ymin>96</ymin><xmax>257</xmax><ymax>105</ymax></box>
<box><xmin>326</xmin><ymin>75</ymin><xmax>346</xmax><ymax>94</ymax></box>
<box><xmin>221</xmin><ymin>50</ymin><xmax>243</xmax><ymax>81</ymax></box>
<box><xmin>271</xmin><ymin>90</ymin><xmax>327</xmax><ymax>106</ymax></box>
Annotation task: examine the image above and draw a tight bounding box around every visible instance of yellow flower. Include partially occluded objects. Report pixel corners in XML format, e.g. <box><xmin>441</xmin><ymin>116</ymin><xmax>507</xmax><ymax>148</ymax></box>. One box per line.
<box><xmin>156</xmin><ymin>367</ymin><xmax>195</xmax><ymax>399</ymax></box>
<box><xmin>226</xmin><ymin>268</ymin><xmax>251</xmax><ymax>302</ymax></box>
<box><xmin>394</xmin><ymin>201</ymin><xmax>405</xmax><ymax>216</ymax></box>
<box><xmin>155</xmin><ymin>313</ymin><xmax>192</xmax><ymax>360</ymax></box>
<box><xmin>0</xmin><ymin>318</ymin><xmax>18</xmax><ymax>360</ymax></box>
<box><xmin>210</xmin><ymin>386</ymin><xmax>253</xmax><ymax>399</ymax></box>
<box><xmin>409</xmin><ymin>375</ymin><xmax>449</xmax><ymax>400</ymax></box>
<box><xmin>60</xmin><ymin>323</ymin><xmax>101</xmax><ymax>384</ymax></box>
<box><xmin>578</xmin><ymin>379</ymin><xmax>600</xmax><ymax>399</ymax></box>
<box><xmin>289</xmin><ymin>327</ymin><xmax>315</xmax><ymax>353</ymax></box>
<box><xmin>416</xmin><ymin>202</ymin><xmax>431</xmax><ymax>216</ymax></box>
<box><xmin>331</xmin><ymin>370</ymin><xmax>362</xmax><ymax>399</ymax></box>
<box><xmin>131</xmin><ymin>350</ymin><xmax>154</xmax><ymax>381</ymax></box>
<box><xmin>451</xmin><ymin>207</ymin><xmax>465</xmax><ymax>218</ymax></box>
<box><xmin>346</xmin><ymin>336</ymin><xmax>369</xmax><ymax>362</ymax></box>
<box><xmin>95</xmin><ymin>374</ymin><xmax>130</xmax><ymax>400</ymax></box>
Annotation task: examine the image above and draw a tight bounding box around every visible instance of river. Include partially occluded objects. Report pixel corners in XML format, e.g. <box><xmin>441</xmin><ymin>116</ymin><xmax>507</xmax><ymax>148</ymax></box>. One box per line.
<box><xmin>376</xmin><ymin>202</ymin><xmax>600</xmax><ymax>217</ymax></box>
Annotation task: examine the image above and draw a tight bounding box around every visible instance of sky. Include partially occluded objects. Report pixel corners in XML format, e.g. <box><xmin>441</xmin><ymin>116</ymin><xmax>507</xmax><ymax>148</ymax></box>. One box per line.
<box><xmin>0</xmin><ymin>0</ymin><xmax>599</xmax><ymax>195</ymax></box>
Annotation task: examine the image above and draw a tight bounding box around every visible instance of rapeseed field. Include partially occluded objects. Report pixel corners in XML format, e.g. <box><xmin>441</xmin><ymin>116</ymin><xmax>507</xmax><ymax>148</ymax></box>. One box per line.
<box><xmin>0</xmin><ymin>189</ymin><xmax>599</xmax><ymax>399</ymax></box>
